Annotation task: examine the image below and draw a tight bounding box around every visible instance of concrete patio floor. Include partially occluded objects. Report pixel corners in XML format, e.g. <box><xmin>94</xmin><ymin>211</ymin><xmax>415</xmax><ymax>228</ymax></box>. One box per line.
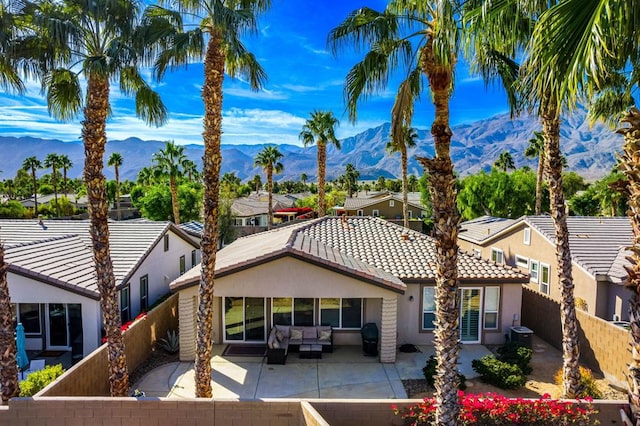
<box><xmin>133</xmin><ymin>344</ymin><xmax>492</xmax><ymax>399</ymax></box>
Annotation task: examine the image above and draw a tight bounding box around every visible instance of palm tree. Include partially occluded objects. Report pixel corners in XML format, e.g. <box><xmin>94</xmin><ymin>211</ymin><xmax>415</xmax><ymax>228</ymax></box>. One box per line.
<box><xmin>300</xmin><ymin>173</ymin><xmax>308</xmax><ymax>189</ymax></box>
<box><xmin>22</xmin><ymin>156</ymin><xmax>42</xmax><ymax>215</ymax></box>
<box><xmin>527</xmin><ymin>0</ymin><xmax>640</xmax><ymax>413</ymax></box>
<box><xmin>44</xmin><ymin>153</ymin><xmax>61</xmax><ymax>216</ymax></box>
<box><xmin>34</xmin><ymin>0</ymin><xmax>169</xmax><ymax>397</ymax></box>
<box><xmin>137</xmin><ymin>166</ymin><xmax>155</xmax><ymax>187</ymax></box>
<box><xmin>155</xmin><ymin>0</ymin><xmax>269</xmax><ymax>396</ymax></box>
<box><xmin>342</xmin><ymin>163</ymin><xmax>360</xmax><ymax>198</ymax></box>
<box><xmin>254</xmin><ymin>145</ymin><xmax>284</xmax><ymax>230</ymax></box>
<box><xmin>299</xmin><ymin>110</ymin><xmax>340</xmax><ymax>217</ymax></box>
<box><xmin>153</xmin><ymin>141</ymin><xmax>188</xmax><ymax>225</ymax></box>
<box><xmin>387</xmin><ymin>125</ymin><xmax>417</xmax><ymax>228</ymax></box>
<box><xmin>0</xmin><ymin>0</ymin><xmax>26</xmax><ymax>94</ymax></box>
<box><xmin>59</xmin><ymin>154</ymin><xmax>73</xmax><ymax>197</ymax></box>
<box><xmin>493</xmin><ymin>151</ymin><xmax>515</xmax><ymax>172</ymax></box>
<box><xmin>525</xmin><ymin>131</ymin><xmax>545</xmax><ymax>215</ymax></box>
<box><xmin>108</xmin><ymin>153</ymin><xmax>123</xmax><ymax>220</ymax></box>
<box><xmin>183</xmin><ymin>159</ymin><xmax>199</xmax><ymax>182</ymax></box>
<box><xmin>0</xmin><ymin>242</ymin><xmax>19</xmax><ymax>402</ymax></box>
<box><xmin>408</xmin><ymin>175</ymin><xmax>418</xmax><ymax>192</ymax></box>
<box><xmin>329</xmin><ymin>3</ymin><xmax>519</xmax><ymax>422</ymax></box>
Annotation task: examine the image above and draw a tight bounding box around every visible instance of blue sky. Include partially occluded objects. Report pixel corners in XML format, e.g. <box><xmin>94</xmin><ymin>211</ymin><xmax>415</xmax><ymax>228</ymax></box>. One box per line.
<box><xmin>0</xmin><ymin>0</ymin><xmax>512</xmax><ymax>146</ymax></box>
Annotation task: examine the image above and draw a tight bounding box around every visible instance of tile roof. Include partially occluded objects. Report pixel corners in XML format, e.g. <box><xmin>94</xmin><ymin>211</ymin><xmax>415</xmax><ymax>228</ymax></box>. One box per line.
<box><xmin>459</xmin><ymin>216</ymin><xmax>518</xmax><ymax>244</ymax></box>
<box><xmin>171</xmin><ymin>216</ymin><xmax>527</xmax><ymax>292</ymax></box>
<box><xmin>179</xmin><ymin>221</ymin><xmax>203</xmax><ymax>238</ymax></box>
<box><xmin>343</xmin><ymin>194</ymin><xmax>425</xmax><ymax>211</ymax></box>
<box><xmin>524</xmin><ymin>216</ymin><xmax>632</xmax><ymax>278</ymax></box>
<box><xmin>0</xmin><ymin>219</ymin><xmax>198</xmax><ymax>298</ymax></box>
<box><xmin>231</xmin><ymin>197</ymin><xmax>288</xmax><ymax>217</ymax></box>
<box><xmin>608</xmin><ymin>247</ymin><xmax>631</xmax><ymax>283</ymax></box>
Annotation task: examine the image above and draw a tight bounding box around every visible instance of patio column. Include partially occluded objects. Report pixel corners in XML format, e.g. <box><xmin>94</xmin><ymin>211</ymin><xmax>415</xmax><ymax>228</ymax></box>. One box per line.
<box><xmin>380</xmin><ymin>296</ymin><xmax>397</xmax><ymax>363</ymax></box>
<box><xmin>178</xmin><ymin>291</ymin><xmax>197</xmax><ymax>361</ymax></box>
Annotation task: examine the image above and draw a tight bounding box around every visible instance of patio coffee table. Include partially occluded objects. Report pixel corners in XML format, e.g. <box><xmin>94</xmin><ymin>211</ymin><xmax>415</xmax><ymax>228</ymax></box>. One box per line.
<box><xmin>299</xmin><ymin>344</ymin><xmax>322</xmax><ymax>359</ymax></box>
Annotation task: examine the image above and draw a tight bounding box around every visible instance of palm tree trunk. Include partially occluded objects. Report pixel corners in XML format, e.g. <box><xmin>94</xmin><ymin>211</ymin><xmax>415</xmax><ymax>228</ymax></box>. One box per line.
<box><xmin>542</xmin><ymin>107</ymin><xmax>581</xmax><ymax>398</ymax></box>
<box><xmin>267</xmin><ymin>167</ymin><xmax>273</xmax><ymax>230</ymax></box>
<box><xmin>32</xmin><ymin>169</ymin><xmax>38</xmax><ymax>216</ymax></box>
<box><xmin>401</xmin><ymin>145</ymin><xmax>409</xmax><ymax>228</ymax></box>
<box><xmin>170</xmin><ymin>176</ymin><xmax>180</xmax><ymax>225</ymax></box>
<box><xmin>115</xmin><ymin>166</ymin><xmax>121</xmax><ymax>221</ymax></box>
<box><xmin>63</xmin><ymin>169</ymin><xmax>68</xmax><ymax>197</ymax></box>
<box><xmin>417</xmin><ymin>39</ymin><xmax>460</xmax><ymax>426</ymax></box>
<box><xmin>82</xmin><ymin>73</ymin><xmax>129</xmax><ymax>397</ymax></box>
<box><xmin>53</xmin><ymin>168</ymin><xmax>59</xmax><ymax>217</ymax></box>
<box><xmin>615</xmin><ymin>106</ymin><xmax>640</xmax><ymax>422</ymax></box>
<box><xmin>535</xmin><ymin>150</ymin><xmax>544</xmax><ymax>215</ymax></box>
<box><xmin>195</xmin><ymin>33</ymin><xmax>224</xmax><ymax>399</ymax></box>
<box><xmin>317</xmin><ymin>142</ymin><xmax>326</xmax><ymax>217</ymax></box>
<box><xmin>0</xmin><ymin>242</ymin><xmax>19</xmax><ymax>403</ymax></box>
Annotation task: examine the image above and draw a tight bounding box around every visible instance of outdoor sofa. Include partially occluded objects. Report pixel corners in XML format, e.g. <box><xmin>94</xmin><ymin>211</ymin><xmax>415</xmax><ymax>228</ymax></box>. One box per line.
<box><xmin>266</xmin><ymin>324</ymin><xmax>333</xmax><ymax>364</ymax></box>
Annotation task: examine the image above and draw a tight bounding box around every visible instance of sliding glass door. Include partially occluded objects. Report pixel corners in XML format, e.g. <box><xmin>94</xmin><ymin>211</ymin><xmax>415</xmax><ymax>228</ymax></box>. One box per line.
<box><xmin>460</xmin><ymin>288</ymin><xmax>481</xmax><ymax>343</ymax></box>
<box><xmin>223</xmin><ymin>297</ymin><xmax>266</xmax><ymax>342</ymax></box>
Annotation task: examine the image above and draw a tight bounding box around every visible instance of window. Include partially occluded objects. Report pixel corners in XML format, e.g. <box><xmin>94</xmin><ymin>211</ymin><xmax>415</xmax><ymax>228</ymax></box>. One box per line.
<box><xmin>473</xmin><ymin>249</ymin><xmax>481</xmax><ymax>258</ymax></box>
<box><xmin>272</xmin><ymin>297</ymin><xmax>293</xmax><ymax>325</ymax></box>
<box><xmin>530</xmin><ymin>260</ymin><xmax>539</xmax><ymax>282</ymax></box>
<box><xmin>540</xmin><ymin>263</ymin><xmax>550</xmax><ymax>294</ymax></box>
<box><xmin>18</xmin><ymin>303</ymin><xmax>41</xmax><ymax>335</ymax></box>
<box><xmin>191</xmin><ymin>250</ymin><xmax>197</xmax><ymax>267</ymax></box>
<box><xmin>484</xmin><ymin>287</ymin><xmax>500</xmax><ymax>329</ymax></box>
<box><xmin>294</xmin><ymin>298</ymin><xmax>314</xmax><ymax>326</ymax></box>
<box><xmin>389</xmin><ymin>200</ymin><xmax>395</xmax><ymax>207</ymax></box>
<box><xmin>372</xmin><ymin>209</ymin><xmax>380</xmax><ymax>217</ymax></box>
<box><xmin>120</xmin><ymin>286</ymin><xmax>130</xmax><ymax>323</ymax></box>
<box><xmin>233</xmin><ymin>218</ymin><xmax>244</xmax><ymax>226</ymax></box>
<box><xmin>408</xmin><ymin>210</ymin><xmax>413</xmax><ymax>219</ymax></box>
<box><xmin>491</xmin><ymin>248</ymin><xmax>504</xmax><ymax>264</ymax></box>
<box><xmin>357</xmin><ymin>209</ymin><xmax>363</xmax><ymax>216</ymax></box>
<box><xmin>163</xmin><ymin>234</ymin><xmax>169</xmax><ymax>251</ymax></box>
<box><xmin>180</xmin><ymin>255</ymin><xmax>186</xmax><ymax>275</ymax></box>
<box><xmin>140</xmin><ymin>275</ymin><xmax>149</xmax><ymax>312</ymax></box>
<box><xmin>523</xmin><ymin>228</ymin><xmax>531</xmax><ymax>245</ymax></box>
<box><xmin>515</xmin><ymin>255</ymin><xmax>529</xmax><ymax>269</ymax></box>
<box><xmin>320</xmin><ymin>298</ymin><xmax>362</xmax><ymax>329</ymax></box>
<box><xmin>422</xmin><ymin>287</ymin><xmax>436</xmax><ymax>330</ymax></box>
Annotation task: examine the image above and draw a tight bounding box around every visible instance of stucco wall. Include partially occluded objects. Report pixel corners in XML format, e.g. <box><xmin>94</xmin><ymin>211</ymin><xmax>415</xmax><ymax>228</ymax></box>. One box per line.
<box><xmin>459</xmin><ymin>223</ymin><xmax>631</xmax><ymax>321</ymax></box>
<box><xmin>8</xmin><ymin>272</ymin><xmax>100</xmax><ymax>356</ymax></box>
<box><xmin>122</xmin><ymin>229</ymin><xmax>198</xmax><ymax>320</ymax></box>
<box><xmin>346</xmin><ymin>200</ymin><xmax>424</xmax><ymax>220</ymax></box>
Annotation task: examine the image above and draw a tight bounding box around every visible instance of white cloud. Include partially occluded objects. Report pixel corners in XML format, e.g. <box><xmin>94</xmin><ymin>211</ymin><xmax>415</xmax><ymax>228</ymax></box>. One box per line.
<box><xmin>224</xmin><ymin>86</ymin><xmax>288</xmax><ymax>100</ymax></box>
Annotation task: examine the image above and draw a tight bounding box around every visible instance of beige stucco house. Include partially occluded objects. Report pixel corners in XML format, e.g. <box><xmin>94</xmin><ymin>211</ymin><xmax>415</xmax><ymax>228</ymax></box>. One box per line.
<box><xmin>171</xmin><ymin>216</ymin><xmax>528</xmax><ymax>363</ymax></box>
<box><xmin>458</xmin><ymin>215</ymin><xmax>633</xmax><ymax>322</ymax></box>
<box><xmin>340</xmin><ymin>193</ymin><xmax>427</xmax><ymax>232</ymax></box>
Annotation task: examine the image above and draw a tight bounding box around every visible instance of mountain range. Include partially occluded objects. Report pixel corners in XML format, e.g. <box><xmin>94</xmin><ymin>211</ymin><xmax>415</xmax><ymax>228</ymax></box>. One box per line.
<box><xmin>0</xmin><ymin>106</ymin><xmax>623</xmax><ymax>183</ymax></box>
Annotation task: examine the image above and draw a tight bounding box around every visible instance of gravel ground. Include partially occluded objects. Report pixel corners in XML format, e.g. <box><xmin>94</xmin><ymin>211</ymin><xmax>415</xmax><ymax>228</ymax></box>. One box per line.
<box><xmin>130</xmin><ymin>348</ymin><xmax>179</xmax><ymax>391</ymax></box>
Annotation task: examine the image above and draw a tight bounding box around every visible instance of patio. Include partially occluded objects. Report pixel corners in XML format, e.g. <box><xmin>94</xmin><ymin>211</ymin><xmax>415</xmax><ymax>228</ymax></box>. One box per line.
<box><xmin>133</xmin><ymin>344</ymin><xmax>493</xmax><ymax>399</ymax></box>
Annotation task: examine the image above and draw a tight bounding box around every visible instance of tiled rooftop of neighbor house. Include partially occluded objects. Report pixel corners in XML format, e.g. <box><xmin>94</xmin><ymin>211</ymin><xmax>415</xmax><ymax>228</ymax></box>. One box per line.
<box><xmin>343</xmin><ymin>194</ymin><xmax>425</xmax><ymax>211</ymax></box>
<box><xmin>525</xmin><ymin>216</ymin><xmax>632</xmax><ymax>278</ymax></box>
<box><xmin>0</xmin><ymin>219</ymin><xmax>197</xmax><ymax>294</ymax></box>
<box><xmin>458</xmin><ymin>215</ymin><xmax>518</xmax><ymax>243</ymax></box>
<box><xmin>171</xmin><ymin>216</ymin><xmax>528</xmax><ymax>292</ymax></box>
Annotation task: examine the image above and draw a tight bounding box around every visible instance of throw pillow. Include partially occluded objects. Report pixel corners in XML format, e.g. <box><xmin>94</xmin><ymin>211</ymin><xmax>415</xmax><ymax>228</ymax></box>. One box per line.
<box><xmin>319</xmin><ymin>330</ymin><xmax>331</xmax><ymax>342</ymax></box>
<box><xmin>275</xmin><ymin>330</ymin><xmax>285</xmax><ymax>342</ymax></box>
<box><xmin>272</xmin><ymin>340</ymin><xmax>280</xmax><ymax>349</ymax></box>
<box><xmin>290</xmin><ymin>328</ymin><xmax>303</xmax><ymax>341</ymax></box>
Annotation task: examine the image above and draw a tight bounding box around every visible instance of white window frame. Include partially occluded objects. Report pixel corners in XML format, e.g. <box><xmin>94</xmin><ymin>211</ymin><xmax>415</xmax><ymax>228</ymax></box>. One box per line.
<box><xmin>530</xmin><ymin>260</ymin><xmax>539</xmax><ymax>283</ymax></box>
<box><xmin>473</xmin><ymin>249</ymin><xmax>481</xmax><ymax>258</ymax></box>
<box><xmin>319</xmin><ymin>298</ymin><xmax>363</xmax><ymax>330</ymax></box>
<box><xmin>422</xmin><ymin>287</ymin><xmax>436</xmax><ymax>330</ymax></box>
<box><xmin>372</xmin><ymin>209</ymin><xmax>380</xmax><ymax>217</ymax></box>
<box><xmin>163</xmin><ymin>234</ymin><xmax>169</xmax><ymax>251</ymax></box>
<box><xmin>357</xmin><ymin>209</ymin><xmax>364</xmax><ymax>216</ymax></box>
<box><xmin>515</xmin><ymin>255</ymin><xmax>529</xmax><ymax>269</ymax></box>
<box><xmin>191</xmin><ymin>249</ymin><xmax>197</xmax><ymax>267</ymax></box>
<box><xmin>540</xmin><ymin>263</ymin><xmax>551</xmax><ymax>294</ymax></box>
<box><xmin>14</xmin><ymin>303</ymin><xmax>42</xmax><ymax>336</ymax></box>
<box><xmin>523</xmin><ymin>228</ymin><xmax>531</xmax><ymax>245</ymax></box>
<box><xmin>484</xmin><ymin>287</ymin><xmax>500</xmax><ymax>330</ymax></box>
<box><xmin>139</xmin><ymin>275</ymin><xmax>149</xmax><ymax>312</ymax></box>
<box><xmin>408</xmin><ymin>210</ymin><xmax>413</xmax><ymax>219</ymax></box>
<box><xmin>491</xmin><ymin>248</ymin><xmax>504</xmax><ymax>264</ymax></box>
<box><xmin>389</xmin><ymin>200</ymin><xmax>395</xmax><ymax>207</ymax></box>
<box><xmin>179</xmin><ymin>255</ymin><xmax>186</xmax><ymax>275</ymax></box>
<box><xmin>120</xmin><ymin>286</ymin><xmax>131</xmax><ymax>323</ymax></box>
<box><xmin>271</xmin><ymin>298</ymin><xmax>316</xmax><ymax>326</ymax></box>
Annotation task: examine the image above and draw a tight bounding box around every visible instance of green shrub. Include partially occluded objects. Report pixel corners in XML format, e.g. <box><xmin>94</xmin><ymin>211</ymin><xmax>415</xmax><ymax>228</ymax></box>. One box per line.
<box><xmin>19</xmin><ymin>364</ymin><xmax>65</xmax><ymax>396</ymax></box>
<box><xmin>497</xmin><ymin>342</ymin><xmax>533</xmax><ymax>375</ymax></box>
<box><xmin>423</xmin><ymin>355</ymin><xmax>467</xmax><ymax>390</ymax></box>
<box><xmin>554</xmin><ymin>366</ymin><xmax>604</xmax><ymax>399</ymax></box>
<box><xmin>472</xmin><ymin>355</ymin><xmax>527</xmax><ymax>389</ymax></box>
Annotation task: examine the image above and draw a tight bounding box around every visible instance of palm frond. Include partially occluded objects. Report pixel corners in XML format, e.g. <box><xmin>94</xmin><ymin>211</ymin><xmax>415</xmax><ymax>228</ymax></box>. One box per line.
<box><xmin>225</xmin><ymin>39</ymin><xmax>266</xmax><ymax>90</ymax></box>
<box><xmin>391</xmin><ymin>66</ymin><xmax>422</xmax><ymax>142</ymax></box>
<box><xmin>44</xmin><ymin>68</ymin><xmax>82</xmax><ymax>121</ymax></box>
<box><xmin>328</xmin><ymin>7</ymin><xmax>399</xmax><ymax>55</ymax></box>
<box><xmin>135</xmin><ymin>85</ymin><xmax>167</xmax><ymax>127</ymax></box>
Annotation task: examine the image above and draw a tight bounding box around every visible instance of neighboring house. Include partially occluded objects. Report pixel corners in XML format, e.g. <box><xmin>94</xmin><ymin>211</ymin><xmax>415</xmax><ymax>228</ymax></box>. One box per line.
<box><xmin>458</xmin><ymin>215</ymin><xmax>633</xmax><ymax>322</ymax></box>
<box><xmin>1</xmin><ymin>219</ymin><xmax>199</xmax><ymax>359</ymax></box>
<box><xmin>341</xmin><ymin>193</ymin><xmax>428</xmax><ymax>232</ymax></box>
<box><xmin>231</xmin><ymin>197</ymin><xmax>286</xmax><ymax>228</ymax></box>
<box><xmin>20</xmin><ymin>194</ymin><xmax>89</xmax><ymax>210</ymax></box>
<box><xmin>171</xmin><ymin>216</ymin><xmax>528</xmax><ymax>363</ymax></box>
<box><xmin>109</xmin><ymin>194</ymin><xmax>140</xmax><ymax>220</ymax></box>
